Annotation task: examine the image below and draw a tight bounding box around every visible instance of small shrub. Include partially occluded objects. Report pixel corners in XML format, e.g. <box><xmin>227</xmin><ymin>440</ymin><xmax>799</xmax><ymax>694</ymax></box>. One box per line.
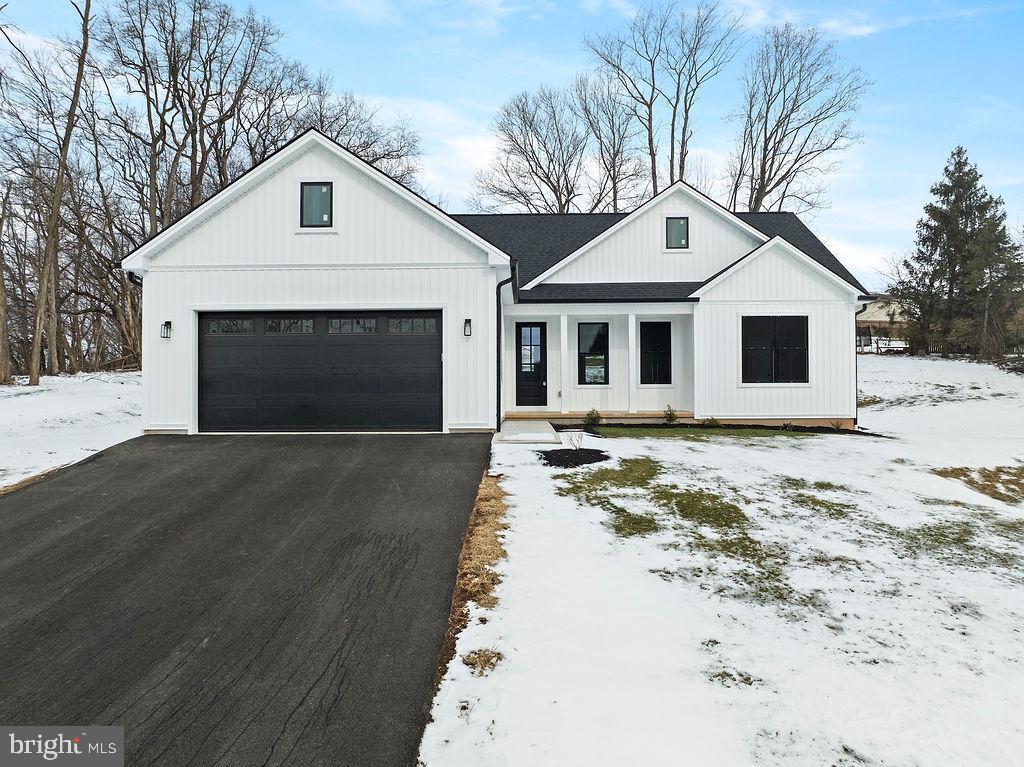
<box><xmin>700</xmin><ymin>417</ymin><xmax>721</xmax><ymax>428</ymax></box>
<box><xmin>564</xmin><ymin>430</ymin><xmax>585</xmax><ymax>451</ymax></box>
<box><xmin>829</xmin><ymin>419</ymin><xmax>845</xmax><ymax>431</ymax></box>
<box><xmin>780</xmin><ymin>421</ymin><xmax>795</xmax><ymax>431</ymax></box>
<box><xmin>583</xmin><ymin>407</ymin><xmax>603</xmax><ymax>427</ymax></box>
<box><xmin>664</xmin><ymin>404</ymin><xmax>678</xmax><ymax>424</ymax></box>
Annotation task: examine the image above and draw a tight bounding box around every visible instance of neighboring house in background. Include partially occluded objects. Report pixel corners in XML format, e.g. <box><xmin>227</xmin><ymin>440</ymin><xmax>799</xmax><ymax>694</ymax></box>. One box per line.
<box><xmin>121</xmin><ymin>129</ymin><xmax>871</xmax><ymax>434</ymax></box>
<box><xmin>856</xmin><ymin>295</ymin><xmax>910</xmax><ymax>352</ymax></box>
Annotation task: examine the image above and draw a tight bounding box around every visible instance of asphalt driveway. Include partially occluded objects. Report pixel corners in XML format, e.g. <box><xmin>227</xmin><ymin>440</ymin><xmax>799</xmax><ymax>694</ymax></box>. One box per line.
<box><xmin>0</xmin><ymin>434</ymin><xmax>491</xmax><ymax>766</ymax></box>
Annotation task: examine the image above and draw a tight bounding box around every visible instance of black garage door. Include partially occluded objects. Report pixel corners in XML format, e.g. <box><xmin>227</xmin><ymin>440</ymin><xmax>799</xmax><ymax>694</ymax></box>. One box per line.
<box><xmin>199</xmin><ymin>311</ymin><xmax>442</xmax><ymax>432</ymax></box>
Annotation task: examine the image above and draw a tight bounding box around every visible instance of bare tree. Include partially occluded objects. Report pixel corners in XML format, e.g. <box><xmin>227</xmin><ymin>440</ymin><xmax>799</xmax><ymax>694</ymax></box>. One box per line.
<box><xmin>0</xmin><ymin>182</ymin><xmax>12</xmax><ymax>383</ymax></box>
<box><xmin>727</xmin><ymin>23</ymin><xmax>870</xmax><ymax>213</ymax></box>
<box><xmin>573</xmin><ymin>73</ymin><xmax>647</xmax><ymax>212</ymax></box>
<box><xmin>471</xmin><ymin>86</ymin><xmax>594</xmax><ymax>213</ymax></box>
<box><xmin>660</xmin><ymin>1</ymin><xmax>741</xmax><ymax>183</ymax></box>
<box><xmin>1</xmin><ymin>0</ymin><xmax>92</xmax><ymax>384</ymax></box>
<box><xmin>683</xmin><ymin>150</ymin><xmax>716</xmax><ymax>196</ymax></box>
<box><xmin>586</xmin><ymin>4</ymin><xmax>670</xmax><ymax>195</ymax></box>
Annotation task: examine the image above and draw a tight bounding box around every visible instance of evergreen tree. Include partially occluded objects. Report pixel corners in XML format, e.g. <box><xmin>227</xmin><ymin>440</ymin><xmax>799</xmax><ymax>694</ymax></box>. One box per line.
<box><xmin>890</xmin><ymin>147</ymin><xmax>1023</xmax><ymax>357</ymax></box>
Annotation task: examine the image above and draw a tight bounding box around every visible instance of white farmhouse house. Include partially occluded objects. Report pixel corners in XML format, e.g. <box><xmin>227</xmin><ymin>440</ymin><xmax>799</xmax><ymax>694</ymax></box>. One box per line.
<box><xmin>121</xmin><ymin>129</ymin><xmax>871</xmax><ymax>434</ymax></box>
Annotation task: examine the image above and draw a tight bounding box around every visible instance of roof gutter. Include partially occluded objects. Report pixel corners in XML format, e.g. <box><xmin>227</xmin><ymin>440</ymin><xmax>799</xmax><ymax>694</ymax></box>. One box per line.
<box><xmin>495</xmin><ymin>259</ymin><xmax>517</xmax><ymax>432</ymax></box>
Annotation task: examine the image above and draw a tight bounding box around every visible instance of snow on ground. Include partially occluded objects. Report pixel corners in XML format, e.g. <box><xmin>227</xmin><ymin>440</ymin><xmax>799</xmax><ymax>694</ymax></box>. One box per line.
<box><xmin>0</xmin><ymin>372</ymin><xmax>142</xmax><ymax>490</ymax></box>
<box><xmin>421</xmin><ymin>355</ymin><xmax>1024</xmax><ymax>767</ymax></box>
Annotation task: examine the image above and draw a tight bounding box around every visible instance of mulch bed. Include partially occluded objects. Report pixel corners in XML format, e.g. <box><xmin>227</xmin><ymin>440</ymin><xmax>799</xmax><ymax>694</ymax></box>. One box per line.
<box><xmin>537</xmin><ymin>448</ymin><xmax>610</xmax><ymax>468</ymax></box>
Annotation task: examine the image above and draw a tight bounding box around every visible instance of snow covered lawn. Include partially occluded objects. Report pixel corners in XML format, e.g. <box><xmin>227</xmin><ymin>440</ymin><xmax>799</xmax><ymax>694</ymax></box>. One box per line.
<box><xmin>0</xmin><ymin>372</ymin><xmax>142</xmax><ymax>491</ymax></box>
<box><xmin>420</xmin><ymin>355</ymin><xmax>1024</xmax><ymax>766</ymax></box>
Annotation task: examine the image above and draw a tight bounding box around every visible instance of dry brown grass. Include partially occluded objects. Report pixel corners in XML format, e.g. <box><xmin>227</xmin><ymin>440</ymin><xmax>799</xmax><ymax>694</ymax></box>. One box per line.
<box><xmin>933</xmin><ymin>464</ymin><xmax>1024</xmax><ymax>505</ymax></box>
<box><xmin>0</xmin><ymin>466</ymin><xmax>65</xmax><ymax>498</ymax></box>
<box><xmin>434</xmin><ymin>472</ymin><xmax>509</xmax><ymax>686</ymax></box>
<box><xmin>461</xmin><ymin>648</ymin><xmax>504</xmax><ymax>677</ymax></box>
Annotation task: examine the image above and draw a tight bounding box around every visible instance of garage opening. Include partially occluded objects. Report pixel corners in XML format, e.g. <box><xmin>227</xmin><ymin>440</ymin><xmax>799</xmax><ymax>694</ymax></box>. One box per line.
<box><xmin>199</xmin><ymin>311</ymin><xmax>442</xmax><ymax>432</ymax></box>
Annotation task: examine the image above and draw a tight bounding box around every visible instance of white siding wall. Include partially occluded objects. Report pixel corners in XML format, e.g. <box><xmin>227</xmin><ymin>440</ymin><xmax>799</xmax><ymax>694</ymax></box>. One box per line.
<box><xmin>545</xmin><ymin>191</ymin><xmax>763</xmax><ymax>284</ymax></box>
<box><xmin>140</xmin><ymin>143</ymin><xmax>500</xmax><ymax>432</ymax></box>
<box><xmin>693</xmin><ymin>245</ymin><xmax>858</xmax><ymax>420</ymax></box>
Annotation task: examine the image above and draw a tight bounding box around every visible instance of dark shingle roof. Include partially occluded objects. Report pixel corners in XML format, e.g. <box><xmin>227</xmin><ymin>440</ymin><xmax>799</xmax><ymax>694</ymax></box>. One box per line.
<box><xmin>518</xmin><ymin>282</ymin><xmax>703</xmax><ymax>303</ymax></box>
<box><xmin>451</xmin><ymin>213</ymin><xmax>625</xmax><ymax>285</ymax></box>
<box><xmin>733</xmin><ymin>212</ymin><xmax>867</xmax><ymax>293</ymax></box>
<box><xmin>451</xmin><ymin>208</ymin><xmax>866</xmax><ymax>300</ymax></box>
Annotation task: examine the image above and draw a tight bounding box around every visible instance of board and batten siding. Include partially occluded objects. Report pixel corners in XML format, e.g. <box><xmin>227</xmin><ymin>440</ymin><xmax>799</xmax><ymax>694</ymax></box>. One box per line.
<box><xmin>544</xmin><ymin>190</ymin><xmax>763</xmax><ymax>284</ymax></box>
<box><xmin>139</xmin><ymin>142</ymin><xmax>501</xmax><ymax>433</ymax></box>
<box><xmin>692</xmin><ymin>243</ymin><xmax>858</xmax><ymax>420</ymax></box>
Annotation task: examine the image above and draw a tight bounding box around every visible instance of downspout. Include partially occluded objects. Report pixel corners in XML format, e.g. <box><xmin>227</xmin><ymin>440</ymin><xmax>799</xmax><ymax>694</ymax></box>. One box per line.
<box><xmin>495</xmin><ymin>259</ymin><xmax>517</xmax><ymax>432</ymax></box>
<box><xmin>854</xmin><ymin>297</ymin><xmax>873</xmax><ymax>426</ymax></box>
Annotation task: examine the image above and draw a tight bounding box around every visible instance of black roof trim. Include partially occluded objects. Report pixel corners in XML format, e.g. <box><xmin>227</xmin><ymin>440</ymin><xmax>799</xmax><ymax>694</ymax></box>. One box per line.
<box><xmin>518</xmin><ymin>282</ymin><xmax>703</xmax><ymax>303</ymax></box>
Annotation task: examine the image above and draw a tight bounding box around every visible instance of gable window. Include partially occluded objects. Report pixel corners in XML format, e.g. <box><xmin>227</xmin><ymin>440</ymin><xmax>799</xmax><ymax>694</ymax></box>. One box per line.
<box><xmin>640</xmin><ymin>322</ymin><xmax>672</xmax><ymax>384</ymax></box>
<box><xmin>741</xmin><ymin>316</ymin><xmax>808</xmax><ymax>383</ymax></box>
<box><xmin>578</xmin><ymin>322</ymin><xmax>609</xmax><ymax>385</ymax></box>
<box><xmin>300</xmin><ymin>182</ymin><xmax>333</xmax><ymax>227</ymax></box>
<box><xmin>666</xmin><ymin>217</ymin><xmax>689</xmax><ymax>249</ymax></box>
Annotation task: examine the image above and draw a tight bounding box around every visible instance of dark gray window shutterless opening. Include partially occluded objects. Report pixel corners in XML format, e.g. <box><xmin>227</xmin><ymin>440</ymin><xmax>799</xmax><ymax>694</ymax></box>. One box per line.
<box><xmin>300</xmin><ymin>182</ymin><xmax>333</xmax><ymax>227</ymax></box>
<box><xmin>578</xmin><ymin>322</ymin><xmax>609</xmax><ymax>385</ymax></box>
<box><xmin>640</xmin><ymin>322</ymin><xmax>672</xmax><ymax>384</ymax></box>
<box><xmin>741</xmin><ymin>316</ymin><xmax>808</xmax><ymax>383</ymax></box>
<box><xmin>666</xmin><ymin>217</ymin><xmax>689</xmax><ymax>249</ymax></box>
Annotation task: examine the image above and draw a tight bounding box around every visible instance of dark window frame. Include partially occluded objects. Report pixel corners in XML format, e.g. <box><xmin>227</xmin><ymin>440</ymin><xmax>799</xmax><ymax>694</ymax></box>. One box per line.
<box><xmin>639</xmin><ymin>321</ymin><xmax>672</xmax><ymax>385</ymax></box>
<box><xmin>665</xmin><ymin>216</ymin><xmax>689</xmax><ymax>249</ymax></box>
<box><xmin>741</xmin><ymin>315</ymin><xmax>809</xmax><ymax>384</ymax></box>
<box><xmin>577</xmin><ymin>322</ymin><xmax>609</xmax><ymax>385</ymax></box>
<box><xmin>300</xmin><ymin>181</ymin><xmax>333</xmax><ymax>228</ymax></box>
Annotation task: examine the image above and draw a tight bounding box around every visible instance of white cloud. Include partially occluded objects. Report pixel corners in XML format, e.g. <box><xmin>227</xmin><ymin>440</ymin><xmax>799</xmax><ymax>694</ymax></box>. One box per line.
<box><xmin>578</xmin><ymin>0</ymin><xmax>636</xmax><ymax>17</ymax></box>
<box><xmin>371</xmin><ymin>95</ymin><xmax>497</xmax><ymax>208</ymax></box>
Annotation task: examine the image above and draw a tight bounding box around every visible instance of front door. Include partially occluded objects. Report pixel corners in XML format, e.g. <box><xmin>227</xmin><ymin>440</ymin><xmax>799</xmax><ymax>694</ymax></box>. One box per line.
<box><xmin>515</xmin><ymin>322</ymin><xmax>547</xmax><ymax>406</ymax></box>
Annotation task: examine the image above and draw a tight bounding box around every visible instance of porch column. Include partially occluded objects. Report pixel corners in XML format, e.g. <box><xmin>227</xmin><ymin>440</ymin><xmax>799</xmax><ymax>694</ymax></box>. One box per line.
<box><xmin>560</xmin><ymin>314</ymin><xmax>569</xmax><ymax>413</ymax></box>
<box><xmin>627</xmin><ymin>313</ymin><xmax>638</xmax><ymax>413</ymax></box>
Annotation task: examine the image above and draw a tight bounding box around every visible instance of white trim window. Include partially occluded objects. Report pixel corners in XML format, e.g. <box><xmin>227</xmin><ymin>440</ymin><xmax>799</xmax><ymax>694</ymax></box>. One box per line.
<box><xmin>639</xmin><ymin>321</ymin><xmax>672</xmax><ymax>384</ymax></box>
<box><xmin>300</xmin><ymin>181</ymin><xmax>333</xmax><ymax>228</ymax></box>
<box><xmin>741</xmin><ymin>315</ymin><xmax>808</xmax><ymax>383</ymax></box>
<box><xmin>665</xmin><ymin>216</ymin><xmax>689</xmax><ymax>249</ymax></box>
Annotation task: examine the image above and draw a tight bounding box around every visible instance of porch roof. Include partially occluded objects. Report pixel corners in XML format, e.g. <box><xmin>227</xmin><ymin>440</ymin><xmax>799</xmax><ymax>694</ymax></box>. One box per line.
<box><xmin>517</xmin><ymin>281</ymin><xmax>702</xmax><ymax>303</ymax></box>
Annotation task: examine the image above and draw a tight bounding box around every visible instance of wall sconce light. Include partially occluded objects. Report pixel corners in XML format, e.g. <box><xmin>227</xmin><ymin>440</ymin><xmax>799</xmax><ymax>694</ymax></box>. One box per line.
<box><xmin>160</xmin><ymin>320</ymin><xmax>172</xmax><ymax>339</ymax></box>
<box><xmin>463</xmin><ymin>318</ymin><xmax>472</xmax><ymax>337</ymax></box>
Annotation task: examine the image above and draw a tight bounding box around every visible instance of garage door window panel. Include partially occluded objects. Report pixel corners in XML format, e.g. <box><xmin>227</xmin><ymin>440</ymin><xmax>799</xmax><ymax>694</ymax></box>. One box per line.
<box><xmin>265</xmin><ymin>318</ymin><xmax>314</xmax><ymax>334</ymax></box>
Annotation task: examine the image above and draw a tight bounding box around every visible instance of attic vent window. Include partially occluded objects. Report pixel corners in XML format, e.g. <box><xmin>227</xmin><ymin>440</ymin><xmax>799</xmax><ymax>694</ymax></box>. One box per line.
<box><xmin>301</xmin><ymin>182</ymin><xmax>333</xmax><ymax>227</ymax></box>
<box><xmin>666</xmin><ymin>217</ymin><xmax>689</xmax><ymax>249</ymax></box>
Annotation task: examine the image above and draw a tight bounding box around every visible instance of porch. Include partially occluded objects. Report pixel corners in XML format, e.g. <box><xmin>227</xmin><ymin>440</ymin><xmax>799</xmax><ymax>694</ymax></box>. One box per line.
<box><xmin>502</xmin><ymin>304</ymin><xmax>695</xmax><ymax>420</ymax></box>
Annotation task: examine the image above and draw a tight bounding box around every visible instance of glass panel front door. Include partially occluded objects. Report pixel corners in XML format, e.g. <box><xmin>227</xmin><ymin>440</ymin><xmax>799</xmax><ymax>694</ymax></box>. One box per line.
<box><xmin>515</xmin><ymin>322</ymin><xmax>547</xmax><ymax>406</ymax></box>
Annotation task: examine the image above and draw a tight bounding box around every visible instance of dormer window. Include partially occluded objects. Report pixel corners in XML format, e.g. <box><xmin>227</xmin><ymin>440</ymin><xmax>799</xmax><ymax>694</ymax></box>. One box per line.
<box><xmin>666</xmin><ymin>217</ymin><xmax>689</xmax><ymax>249</ymax></box>
<box><xmin>300</xmin><ymin>182</ymin><xmax>333</xmax><ymax>227</ymax></box>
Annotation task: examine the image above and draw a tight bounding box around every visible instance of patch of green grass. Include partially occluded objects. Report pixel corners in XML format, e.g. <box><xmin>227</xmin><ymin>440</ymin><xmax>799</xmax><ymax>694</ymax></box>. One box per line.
<box><xmin>609</xmin><ymin>508</ymin><xmax>660</xmax><ymax>537</ymax></box>
<box><xmin>857</xmin><ymin>395</ymin><xmax>884</xmax><ymax>407</ymax></box>
<box><xmin>650</xmin><ymin>485</ymin><xmax>748</xmax><ymax>528</ymax></box>
<box><xmin>777</xmin><ymin>477</ymin><xmax>857</xmax><ymax>517</ymax></box>
<box><xmin>897</xmin><ymin>519</ymin><xmax>1019</xmax><ymax>568</ymax></box>
<box><xmin>803</xmin><ymin>551</ymin><xmax>862</xmax><ymax>570</ymax></box>
<box><xmin>596</xmin><ymin>426</ymin><xmax>812</xmax><ymax>441</ymax></box>
<box><xmin>556</xmin><ymin>457</ymin><xmax>663</xmax><ymax>538</ymax></box>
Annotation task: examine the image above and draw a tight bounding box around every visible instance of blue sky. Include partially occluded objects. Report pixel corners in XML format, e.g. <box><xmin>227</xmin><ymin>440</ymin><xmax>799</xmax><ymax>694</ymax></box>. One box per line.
<box><xmin>10</xmin><ymin>0</ymin><xmax>1024</xmax><ymax>290</ymax></box>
